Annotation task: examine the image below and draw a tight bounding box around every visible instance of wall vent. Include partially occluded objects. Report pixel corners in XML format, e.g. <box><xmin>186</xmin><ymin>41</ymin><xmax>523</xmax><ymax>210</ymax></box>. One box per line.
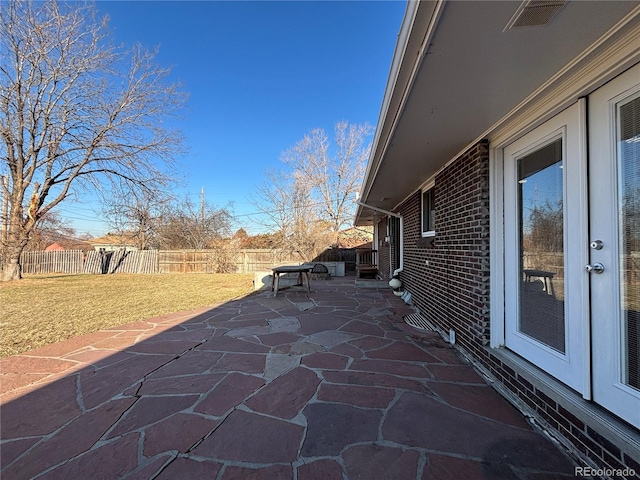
<box><xmin>506</xmin><ymin>0</ymin><xmax>568</xmax><ymax>29</ymax></box>
<box><xmin>404</xmin><ymin>313</ymin><xmax>435</xmax><ymax>331</ymax></box>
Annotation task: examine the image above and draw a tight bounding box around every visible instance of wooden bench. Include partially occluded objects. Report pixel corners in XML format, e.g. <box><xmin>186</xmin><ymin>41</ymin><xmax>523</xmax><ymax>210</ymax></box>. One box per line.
<box><xmin>356</xmin><ymin>249</ymin><xmax>378</xmax><ymax>279</ymax></box>
<box><xmin>356</xmin><ymin>265</ymin><xmax>378</xmax><ymax>279</ymax></box>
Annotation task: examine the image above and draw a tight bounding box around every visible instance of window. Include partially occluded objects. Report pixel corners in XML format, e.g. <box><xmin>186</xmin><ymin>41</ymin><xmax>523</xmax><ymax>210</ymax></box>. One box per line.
<box><xmin>421</xmin><ymin>186</ymin><xmax>436</xmax><ymax>236</ymax></box>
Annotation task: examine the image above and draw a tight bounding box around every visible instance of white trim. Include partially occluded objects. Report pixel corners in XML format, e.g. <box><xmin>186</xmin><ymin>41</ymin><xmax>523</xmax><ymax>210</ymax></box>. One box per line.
<box><xmin>420</xmin><ymin>184</ymin><xmax>436</xmax><ymax>238</ymax></box>
<box><xmin>489</xmin><ymin>147</ymin><xmax>505</xmax><ymax>349</ymax></box>
<box><xmin>373</xmin><ymin>219</ymin><xmax>379</xmax><ymax>253</ymax></box>
<box><xmin>576</xmin><ymin>98</ymin><xmax>591</xmax><ymax>401</ymax></box>
<box><xmin>418</xmin><ymin>177</ymin><xmax>436</xmax><ymax>192</ymax></box>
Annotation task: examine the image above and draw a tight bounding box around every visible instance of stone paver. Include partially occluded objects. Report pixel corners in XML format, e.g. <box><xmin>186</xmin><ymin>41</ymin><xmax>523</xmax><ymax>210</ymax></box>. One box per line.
<box><xmin>194</xmin><ymin>372</ymin><xmax>264</xmax><ymax>416</ymax></box>
<box><xmin>245</xmin><ymin>366</ymin><xmax>319</xmax><ymax>419</ymax></box>
<box><xmin>297</xmin><ymin>459</ymin><xmax>344</xmax><ymax>480</ymax></box>
<box><xmin>0</xmin><ymin>277</ymin><xmax>580</xmax><ymax>479</ymax></box>
<box><xmin>343</xmin><ymin>445</ymin><xmax>421</xmax><ymax>480</ymax></box>
<box><xmin>302</xmin><ymin>403</ymin><xmax>382</xmax><ymax>456</ymax></box>
<box><xmin>192</xmin><ymin>410</ymin><xmax>304</xmax><ymax>462</ymax></box>
<box><xmin>143</xmin><ymin>413</ymin><xmax>219</xmax><ymax>457</ymax></box>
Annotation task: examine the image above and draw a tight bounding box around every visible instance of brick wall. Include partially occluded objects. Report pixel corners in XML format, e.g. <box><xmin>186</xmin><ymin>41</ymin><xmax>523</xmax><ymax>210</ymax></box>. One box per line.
<box><xmin>394</xmin><ymin>139</ymin><xmax>639</xmax><ymax>476</ymax></box>
<box><xmin>396</xmin><ymin>140</ymin><xmax>491</xmax><ymax>354</ymax></box>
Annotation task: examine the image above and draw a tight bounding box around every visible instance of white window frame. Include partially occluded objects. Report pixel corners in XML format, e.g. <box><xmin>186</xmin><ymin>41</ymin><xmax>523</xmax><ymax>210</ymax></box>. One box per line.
<box><xmin>421</xmin><ymin>183</ymin><xmax>436</xmax><ymax>237</ymax></box>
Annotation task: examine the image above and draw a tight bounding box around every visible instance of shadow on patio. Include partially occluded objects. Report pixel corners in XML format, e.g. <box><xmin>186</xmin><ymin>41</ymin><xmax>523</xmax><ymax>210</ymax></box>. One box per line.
<box><xmin>0</xmin><ymin>276</ymin><xmax>579</xmax><ymax>479</ymax></box>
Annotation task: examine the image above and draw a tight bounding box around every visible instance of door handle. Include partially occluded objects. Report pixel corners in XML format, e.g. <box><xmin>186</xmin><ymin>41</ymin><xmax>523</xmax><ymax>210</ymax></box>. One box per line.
<box><xmin>584</xmin><ymin>263</ymin><xmax>605</xmax><ymax>274</ymax></box>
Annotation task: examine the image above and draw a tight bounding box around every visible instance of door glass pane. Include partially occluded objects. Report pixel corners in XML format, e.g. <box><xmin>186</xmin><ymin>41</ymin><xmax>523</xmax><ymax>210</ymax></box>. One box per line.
<box><xmin>618</xmin><ymin>95</ymin><xmax>640</xmax><ymax>390</ymax></box>
<box><xmin>518</xmin><ymin>138</ymin><xmax>565</xmax><ymax>353</ymax></box>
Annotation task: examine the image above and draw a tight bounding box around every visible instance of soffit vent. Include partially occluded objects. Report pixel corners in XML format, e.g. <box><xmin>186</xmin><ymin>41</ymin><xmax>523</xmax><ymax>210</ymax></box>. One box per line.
<box><xmin>506</xmin><ymin>0</ymin><xmax>568</xmax><ymax>29</ymax></box>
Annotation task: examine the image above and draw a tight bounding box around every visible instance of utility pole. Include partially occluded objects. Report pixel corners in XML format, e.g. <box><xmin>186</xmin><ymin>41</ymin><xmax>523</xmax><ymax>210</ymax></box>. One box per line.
<box><xmin>201</xmin><ymin>186</ymin><xmax>205</xmax><ymax>228</ymax></box>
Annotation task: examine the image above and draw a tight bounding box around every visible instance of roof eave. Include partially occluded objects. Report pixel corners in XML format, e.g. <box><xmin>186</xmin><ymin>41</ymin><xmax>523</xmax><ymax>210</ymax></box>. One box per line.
<box><xmin>355</xmin><ymin>0</ymin><xmax>442</xmax><ymax>225</ymax></box>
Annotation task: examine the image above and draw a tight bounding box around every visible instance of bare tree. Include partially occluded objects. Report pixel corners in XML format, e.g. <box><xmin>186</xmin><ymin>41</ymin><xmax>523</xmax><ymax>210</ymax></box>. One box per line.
<box><xmin>252</xmin><ymin>171</ymin><xmax>286</xmax><ymax>238</ymax></box>
<box><xmin>0</xmin><ymin>1</ymin><xmax>187</xmax><ymax>280</ymax></box>
<box><xmin>238</xmin><ymin>231</ymin><xmax>284</xmax><ymax>249</ymax></box>
<box><xmin>281</xmin><ymin>121</ymin><xmax>372</xmax><ymax>243</ymax></box>
<box><xmin>156</xmin><ymin>195</ymin><xmax>232</xmax><ymax>250</ymax></box>
<box><xmin>253</xmin><ymin>168</ymin><xmax>333</xmax><ymax>261</ymax></box>
<box><xmin>25</xmin><ymin>210</ymin><xmax>77</xmax><ymax>251</ymax></box>
<box><xmin>251</xmin><ymin>122</ymin><xmax>371</xmax><ymax>258</ymax></box>
<box><xmin>101</xmin><ymin>186</ymin><xmax>172</xmax><ymax>250</ymax></box>
<box><xmin>527</xmin><ymin>199</ymin><xmax>564</xmax><ymax>253</ymax></box>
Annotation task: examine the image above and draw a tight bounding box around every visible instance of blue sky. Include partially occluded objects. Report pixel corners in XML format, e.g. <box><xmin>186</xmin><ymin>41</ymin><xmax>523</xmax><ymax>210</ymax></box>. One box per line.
<box><xmin>62</xmin><ymin>0</ymin><xmax>406</xmax><ymax>237</ymax></box>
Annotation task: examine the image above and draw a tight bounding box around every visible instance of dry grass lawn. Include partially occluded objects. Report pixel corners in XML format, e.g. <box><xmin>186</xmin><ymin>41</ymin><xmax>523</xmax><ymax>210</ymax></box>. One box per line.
<box><xmin>0</xmin><ymin>273</ymin><xmax>254</xmax><ymax>358</ymax></box>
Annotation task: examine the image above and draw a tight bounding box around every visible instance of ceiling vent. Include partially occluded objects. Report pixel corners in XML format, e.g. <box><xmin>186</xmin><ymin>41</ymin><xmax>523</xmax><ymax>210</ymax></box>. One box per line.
<box><xmin>506</xmin><ymin>0</ymin><xmax>568</xmax><ymax>29</ymax></box>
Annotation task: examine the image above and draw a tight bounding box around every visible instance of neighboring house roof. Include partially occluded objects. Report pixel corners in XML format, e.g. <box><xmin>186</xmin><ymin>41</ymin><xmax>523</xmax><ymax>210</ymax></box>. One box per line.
<box><xmin>44</xmin><ymin>242</ymin><xmax>65</xmax><ymax>251</ymax></box>
<box><xmin>43</xmin><ymin>240</ymin><xmax>93</xmax><ymax>252</ymax></box>
<box><xmin>88</xmin><ymin>234</ymin><xmax>137</xmax><ymax>248</ymax></box>
<box><xmin>356</xmin><ymin>1</ymin><xmax>640</xmax><ymax>225</ymax></box>
<box><xmin>68</xmin><ymin>241</ymin><xmax>94</xmax><ymax>252</ymax></box>
<box><xmin>337</xmin><ymin>226</ymin><xmax>373</xmax><ymax>248</ymax></box>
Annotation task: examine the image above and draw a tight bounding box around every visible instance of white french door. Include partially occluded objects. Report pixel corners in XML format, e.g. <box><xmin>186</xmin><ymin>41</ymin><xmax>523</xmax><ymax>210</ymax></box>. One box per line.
<box><xmin>503</xmin><ymin>64</ymin><xmax>640</xmax><ymax>426</ymax></box>
<box><xmin>589</xmin><ymin>64</ymin><xmax>640</xmax><ymax>427</ymax></box>
<box><xmin>504</xmin><ymin>103</ymin><xmax>589</xmax><ymax>394</ymax></box>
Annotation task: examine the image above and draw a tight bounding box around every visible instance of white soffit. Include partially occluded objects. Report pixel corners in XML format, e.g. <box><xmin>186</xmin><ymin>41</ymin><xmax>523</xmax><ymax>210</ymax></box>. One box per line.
<box><xmin>357</xmin><ymin>0</ymin><xmax>640</xmax><ymax>222</ymax></box>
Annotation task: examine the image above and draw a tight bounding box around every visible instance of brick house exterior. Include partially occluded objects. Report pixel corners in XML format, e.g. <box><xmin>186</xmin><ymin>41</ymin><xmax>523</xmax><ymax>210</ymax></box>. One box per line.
<box><xmin>374</xmin><ymin>138</ymin><xmax>640</xmax><ymax>475</ymax></box>
<box><xmin>393</xmin><ymin>141</ymin><xmax>491</xmax><ymax>351</ymax></box>
<box><xmin>357</xmin><ymin>2</ymin><xmax>640</xmax><ymax>476</ymax></box>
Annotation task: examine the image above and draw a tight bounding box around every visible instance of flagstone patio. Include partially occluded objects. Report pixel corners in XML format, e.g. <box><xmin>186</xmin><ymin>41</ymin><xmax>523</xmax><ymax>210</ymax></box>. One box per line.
<box><xmin>0</xmin><ymin>276</ymin><xmax>580</xmax><ymax>479</ymax></box>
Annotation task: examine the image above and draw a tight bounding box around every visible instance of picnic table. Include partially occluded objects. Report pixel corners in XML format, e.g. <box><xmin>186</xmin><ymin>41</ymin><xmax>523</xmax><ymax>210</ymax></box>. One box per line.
<box><xmin>271</xmin><ymin>265</ymin><xmax>313</xmax><ymax>297</ymax></box>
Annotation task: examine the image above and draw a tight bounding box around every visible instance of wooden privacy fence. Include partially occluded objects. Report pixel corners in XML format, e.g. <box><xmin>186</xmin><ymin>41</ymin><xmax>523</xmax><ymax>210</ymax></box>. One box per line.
<box><xmin>19</xmin><ymin>249</ymin><xmax>306</xmax><ymax>275</ymax></box>
<box><xmin>20</xmin><ymin>250</ymin><xmax>85</xmax><ymax>275</ymax></box>
<box><xmin>158</xmin><ymin>249</ymin><xmax>303</xmax><ymax>273</ymax></box>
<box><xmin>83</xmin><ymin>250</ymin><xmax>158</xmax><ymax>274</ymax></box>
<box><xmin>231</xmin><ymin>249</ymin><xmax>304</xmax><ymax>274</ymax></box>
<box><xmin>21</xmin><ymin>249</ymin><xmax>159</xmax><ymax>275</ymax></box>
<box><xmin>314</xmin><ymin>248</ymin><xmax>356</xmax><ymax>273</ymax></box>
